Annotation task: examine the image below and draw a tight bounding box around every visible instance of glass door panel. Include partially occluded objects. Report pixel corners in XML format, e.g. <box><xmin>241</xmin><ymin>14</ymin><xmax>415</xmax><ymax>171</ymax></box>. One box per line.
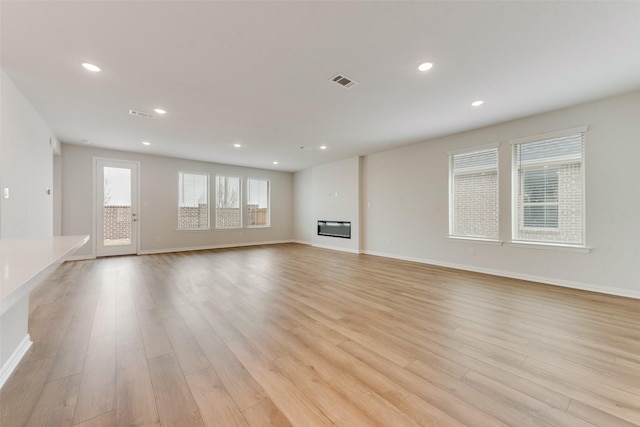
<box><xmin>96</xmin><ymin>159</ymin><xmax>138</xmax><ymax>256</ymax></box>
<box><xmin>103</xmin><ymin>166</ymin><xmax>132</xmax><ymax>246</ymax></box>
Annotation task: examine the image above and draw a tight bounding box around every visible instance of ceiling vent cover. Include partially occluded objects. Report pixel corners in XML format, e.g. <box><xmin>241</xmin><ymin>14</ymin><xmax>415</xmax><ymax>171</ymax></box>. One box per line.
<box><xmin>129</xmin><ymin>109</ymin><xmax>154</xmax><ymax>118</ymax></box>
<box><xmin>330</xmin><ymin>74</ymin><xmax>357</xmax><ymax>89</ymax></box>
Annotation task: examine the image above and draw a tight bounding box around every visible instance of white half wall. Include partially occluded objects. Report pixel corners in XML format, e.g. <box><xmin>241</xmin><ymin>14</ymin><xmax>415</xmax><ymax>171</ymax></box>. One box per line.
<box><xmin>0</xmin><ymin>297</ymin><xmax>31</xmax><ymax>389</ymax></box>
<box><xmin>61</xmin><ymin>144</ymin><xmax>294</xmax><ymax>257</ymax></box>
<box><xmin>0</xmin><ymin>69</ymin><xmax>55</xmax><ymax>385</ymax></box>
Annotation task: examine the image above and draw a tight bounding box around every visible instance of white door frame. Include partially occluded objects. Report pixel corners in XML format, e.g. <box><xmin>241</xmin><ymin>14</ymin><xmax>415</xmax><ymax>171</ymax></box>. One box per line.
<box><xmin>93</xmin><ymin>157</ymin><xmax>141</xmax><ymax>257</ymax></box>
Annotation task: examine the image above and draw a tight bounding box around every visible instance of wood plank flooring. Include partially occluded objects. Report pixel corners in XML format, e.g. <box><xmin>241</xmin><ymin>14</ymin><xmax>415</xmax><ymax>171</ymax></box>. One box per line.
<box><xmin>1</xmin><ymin>243</ymin><xmax>640</xmax><ymax>426</ymax></box>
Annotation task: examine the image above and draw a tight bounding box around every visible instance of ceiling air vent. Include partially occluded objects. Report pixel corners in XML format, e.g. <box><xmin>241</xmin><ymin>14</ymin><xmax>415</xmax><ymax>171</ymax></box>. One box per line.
<box><xmin>330</xmin><ymin>74</ymin><xmax>357</xmax><ymax>89</ymax></box>
<box><xmin>128</xmin><ymin>109</ymin><xmax>155</xmax><ymax>118</ymax></box>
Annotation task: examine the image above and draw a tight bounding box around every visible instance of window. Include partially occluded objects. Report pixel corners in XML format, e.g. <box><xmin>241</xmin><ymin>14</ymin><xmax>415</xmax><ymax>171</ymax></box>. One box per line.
<box><xmin>512</xmin><ymin>127</ymin><xmax>585</xmax><ymax>245</ymax></box>
<box><xmin>178</xmin><ymin>172</ymin><xmax>209</xmax><ymax>229</ymax></box>
<box><xmin>247</xmin><ymin>178</ymin><xmax>270</xmax><ymax>227</ymax></box>
<box><xmin>449</xmin><ymin>147</ymin><xmax>499</xmax><ymax>240</ymax></box>
<box><xmin>215</xmin><ymin>175</ymin><xmax>241</xmax><ymax>228</ymax></box>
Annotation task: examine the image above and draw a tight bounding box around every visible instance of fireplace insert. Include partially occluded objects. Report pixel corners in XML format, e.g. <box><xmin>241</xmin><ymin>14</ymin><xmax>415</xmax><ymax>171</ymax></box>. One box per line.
<box><xmin>317</xmin><ymin>220</ymin><xmax>351</xmax><ymax>239</ymax></box>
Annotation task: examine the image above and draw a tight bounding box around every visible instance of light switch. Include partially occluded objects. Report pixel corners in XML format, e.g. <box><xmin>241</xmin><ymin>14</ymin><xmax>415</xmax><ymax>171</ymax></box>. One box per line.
<box><xmin>3</xmin><ymin>188</ymin><xmax>8</xmax><ymax>199</ymax></box>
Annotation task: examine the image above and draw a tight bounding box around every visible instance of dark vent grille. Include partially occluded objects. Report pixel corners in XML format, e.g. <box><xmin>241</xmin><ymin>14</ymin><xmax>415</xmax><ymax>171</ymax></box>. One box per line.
<box><xmin>330</xmin><ymin>74</ymin><xmax>357</xmax><ymax>88</ymax></box>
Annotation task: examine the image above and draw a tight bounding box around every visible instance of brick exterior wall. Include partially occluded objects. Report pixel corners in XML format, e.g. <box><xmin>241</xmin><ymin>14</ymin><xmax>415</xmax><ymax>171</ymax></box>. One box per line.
<box><xmin>452</xmin><ymin>171</ymin><xmax>499</xmax><ymax>239</ymax></box>
<box><xmin>179</xmin><ymin>204</ymin><xmax>209</xmax><ymax>229</ymax></box>
<box><xmin>105</xmin><ymin>204</ymin><xmax>269</xmax><ymax>235</ymax></box>
<box><xmin>215</xmin><ymin>207</ymin><xmax>241</xmax><ymax>228</ymax></box>
<box><xmin>103</xmin><ymin>205</ymin><xmax>131</xmax><ymax>241</ymax></box>
<box><xmin>176</xmin><ymin>205</ymin><xmax>269</xmax><ymax>229</ymax></box>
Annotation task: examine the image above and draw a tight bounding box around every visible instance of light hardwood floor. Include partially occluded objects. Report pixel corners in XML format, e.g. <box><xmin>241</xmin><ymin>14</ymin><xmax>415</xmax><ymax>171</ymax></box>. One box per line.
<box><xmin>1</xmin><ymin>243</ymin><xmax>639</xmax><ymax>426</ymax></box>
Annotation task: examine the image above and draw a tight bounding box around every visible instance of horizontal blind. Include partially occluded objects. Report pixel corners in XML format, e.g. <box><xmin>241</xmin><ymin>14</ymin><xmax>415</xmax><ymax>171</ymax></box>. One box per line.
<box><xmin>179</xmin><ymin>173</ymin><xmax>208</xmax><ymax>207</ymax></box>
<box><xmin>178</xmin><ymin>172</ymin><xmax>209</xmax><ymax>229</ymax></box>
<box><xmin>450</xmin><ymin>148</ymin><xmax>499</xmax><ymax>239</ymax></box>
<box><xmin>513</xmin><ymin>133</ymin><xmax>584</xmax><ymax>244</ymax></box>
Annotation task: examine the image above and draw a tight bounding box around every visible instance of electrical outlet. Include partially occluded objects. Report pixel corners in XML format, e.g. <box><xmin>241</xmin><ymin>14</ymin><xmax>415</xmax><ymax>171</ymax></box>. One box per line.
<box><xmin>3</xmin><ymin>188</ymin><xmax>9</xmax><ymax>199</ymax></box>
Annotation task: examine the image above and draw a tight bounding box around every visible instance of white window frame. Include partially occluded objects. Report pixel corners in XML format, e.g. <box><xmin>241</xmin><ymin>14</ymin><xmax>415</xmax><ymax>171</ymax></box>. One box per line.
<box><xmin>215</xmin><ymin>174</ymin><xmax>242</xmax><ymax>229</ymax></box>
<box><xmin>178</xmin><ymin>171</ymin><xmax>210</xmax><ymax>230</ymax></box>
<box><xmin>448</xmin><ymin>144</ymin><xmax>500</xmax><ymax>242</ymax></box>
<box><xmin>510</xmin><ymin>126</ymin><xmax>587</xmax><ymax>247</ymax></box>
<box><xmin>246</xmin><ymin>177</ymin><xmax>270</xmax><ymax>228</ymax></box>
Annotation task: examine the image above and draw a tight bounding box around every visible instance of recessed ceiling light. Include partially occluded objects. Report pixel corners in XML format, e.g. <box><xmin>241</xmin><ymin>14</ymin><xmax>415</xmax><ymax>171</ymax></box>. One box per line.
<box><xmin>320</xmin><ymin>145</ymin><xmax>327</xmax><ymax>150</ymax></box>
<box><xmin>233</xmin><ymin>143</ymin><xmax>242</xmax><ymax>148</ymax></box>
<box><xmin>418</xmin><ymin>62</ymin><xmax>433</xmax><ymax>72</ymax></box>
<box><xmin>142</xmin><ymin>141</ymin><xmax>151</xmax><ymax>146</ymax></box>
<box><xmin>471</xmin><ymin>100</ymin><xmax>484</xmax><ymax>107</ymax></box>
<box><xmin>81</xmin><ymin>62</ymin><xmax>101</xmax><ymax>72</ymax></box>
<box><xmin>273</xmin><ymin>161</ymin><xmax>279</xmax><ymax>165</ymax></box>
<box><xmin>153</xmin><ymin>108</ymin><xmax>167</xmax><ymax>115</ymax></box>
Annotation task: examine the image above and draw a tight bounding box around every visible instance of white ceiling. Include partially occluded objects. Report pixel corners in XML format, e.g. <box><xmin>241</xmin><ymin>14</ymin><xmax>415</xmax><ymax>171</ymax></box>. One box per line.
<box><xmin>2</xmin><ymin>1</ymin><xmax>640</xmax><ymax>172</ymax></box>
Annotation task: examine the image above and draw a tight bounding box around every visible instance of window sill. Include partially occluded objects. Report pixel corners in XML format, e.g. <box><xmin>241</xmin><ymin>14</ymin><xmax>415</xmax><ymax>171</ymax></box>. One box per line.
<box><xmin>214</xmin><ymin>226</ymin><xmax>272</xmax><ymax>231</ymax></box>
<box><xmin>508</xmin><ymin>241</ymin><xmax>592</xmax><ymax>253</ymax></box>
<box><xmin>176</xmin><ymin>226</ymin><xmax>272</xmax><ymax>232</ymax></box>
<box><xmin>447</xmin><ymin>236</ymin><xmax>503</xmax><ymax>246</ymax></box>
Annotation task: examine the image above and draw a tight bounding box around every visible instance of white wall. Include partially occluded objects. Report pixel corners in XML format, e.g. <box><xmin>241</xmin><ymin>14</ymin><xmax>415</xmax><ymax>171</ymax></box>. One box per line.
<box><xmin>293</xmin><ymin>167</ymin><xmax>313</xmax><ymax>242</ymax></box>
<box><xmin>53</xmin><ymin>152</ymin><xmax>62</xmax><ymax>236</ymax></box>
<box><xmin>0</xmin><ymin>70</ymin><xmax>54</xmax><ymax>237</ymax></box>
<box><xmin>294</xmin><ymin>156</ymin><xmax>361</xmax><ymax>253</ymax></box>
<box><xmin>295</xmin><ymin>90</ymin><xmax>640</xmax><ymax>298</ymax></box>
<box><xmin>61</xmin><ymin>144</ymin><xmax>294</xmax><ymax>258</ymax></box>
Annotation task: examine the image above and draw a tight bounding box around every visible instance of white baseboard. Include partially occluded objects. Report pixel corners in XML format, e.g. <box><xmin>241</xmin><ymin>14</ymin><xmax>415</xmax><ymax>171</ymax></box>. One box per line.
<box><xmin>363</xmin><ymin>250</ymin><xmax>640</xmax><ymax>300</ymax></box>
<box><xmin>311</xmin><ymin>243</ymin><xmax>360</xmax><ymax>254</ymax></box>
<box><xmin>138</xmin><ymin>240</ymin><xmax>294</xmax><ymax>255</ymax></box>
<box><xmin>291</xmin><ymin>240</ymin><xmax>311</xmax><ymax>245</ymax></box>
<box><xmin>65</xmin><ymin>254</ymin><xmax>96</xmax><ymax>262</ymax></box>
<box><xmin>0</xmin><ymin>334</ymin><xmax>32</xmax><ymax>390</ymax></box>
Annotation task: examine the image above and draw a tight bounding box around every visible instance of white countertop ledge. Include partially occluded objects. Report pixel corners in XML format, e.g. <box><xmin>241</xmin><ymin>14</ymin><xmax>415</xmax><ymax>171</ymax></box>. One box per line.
<box><xmin>0</xmin><ymin>235</ymin><xmax>89</xmax><ymax>315</ymax></box>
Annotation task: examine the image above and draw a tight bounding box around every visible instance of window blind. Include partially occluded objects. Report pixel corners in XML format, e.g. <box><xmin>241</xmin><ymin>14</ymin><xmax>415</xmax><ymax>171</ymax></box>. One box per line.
<box><xmin>449</xmin><ymin>148</ymin><xmax>499</xmax><ymax>239</ymax></box>
<box><xmin>178</xmin><ymin>172</ymin><xmax>209</xmax><ymax>229</ymax></box>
